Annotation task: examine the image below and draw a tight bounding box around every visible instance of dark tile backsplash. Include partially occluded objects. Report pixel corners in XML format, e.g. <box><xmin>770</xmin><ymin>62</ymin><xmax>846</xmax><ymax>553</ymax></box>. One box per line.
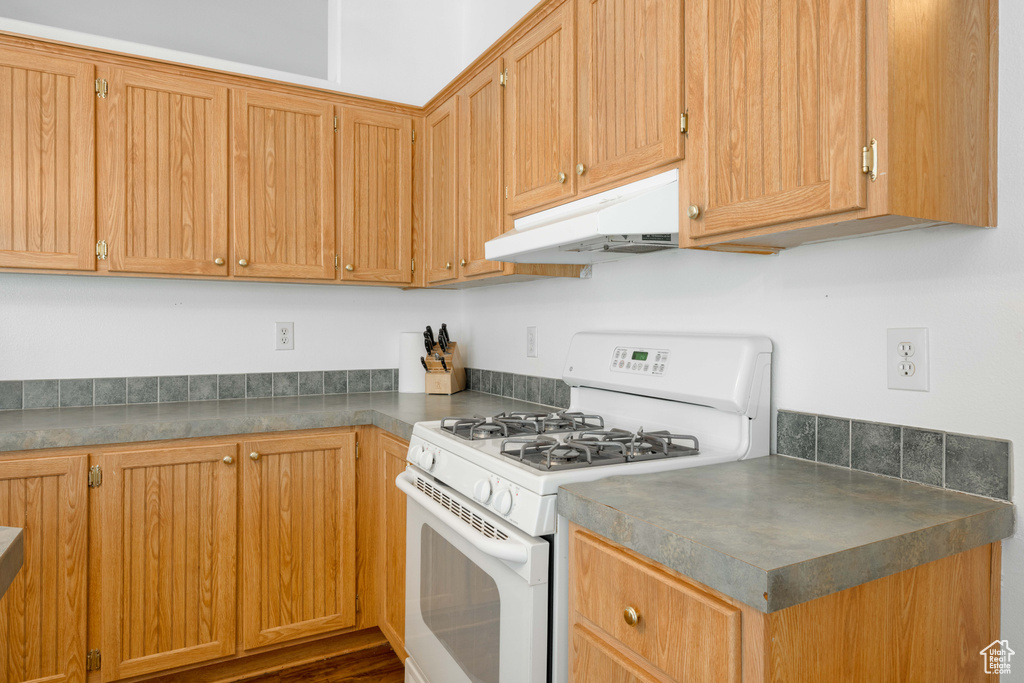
<box><xmin>466</xmin><ymin>367</ymin><xmax>570</xmax><ymax>409</ymax></box>
<box><xmin>776</xmin><ymin>410</ymin><xmax>1012</xmax><ymax>501</ymax></box>
<box><xmin>0</xmin><ymin>368</ymin><xmax>400</xmax><ymax>410</ymax></box>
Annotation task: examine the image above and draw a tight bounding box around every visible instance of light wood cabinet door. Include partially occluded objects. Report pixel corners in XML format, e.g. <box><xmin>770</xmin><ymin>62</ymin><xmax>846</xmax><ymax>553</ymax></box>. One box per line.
<box><xmin>576</xmin><ymin>0</ymin><xmax>683</xmax><ymax>192</ymax></box>
<box><xmin>685</xmin><ymin>0</ymin><xmax>867</xmax><ymax>237</ymax></box>
<box><xmin>504</xmin><ymin>1</ymin><xmax>576</xmax><ymax>215</ymax></box>
<box><xmin>0</xmin><ymin>455</ymin><xmax>87</xmax><ymax>683</ymax></box>
<box><xmin>380</xmin><ymin>433</ymin><xmax>408</xmax><ymax>659</ymax></box>
<box><xmin>338</xmin><ymin>107</ymin><xmax>413</xmax><ymax>283</ymax></box>
<box><xmin>231</xmin><ymin>88</ymin><xmax>335</xmax><ymax>279</ymax></box>
<box><xmin>99</xmin><ymin>67</ymin><xmax>229</xmax><ymax>276</ymax></box>
<box><xmin>0</xmin><ymin>48</ymin><xmax>95</xmax><ymax>271</ymax></box>
<box><xmin>100</xmin><ymin>443</ymin><xmax>237</xmax><ymax>681</ymax></box>
<box><xmin>458</xmin><ymin>60</ymin><xmax>509</xmax><ymax>280</ymax></box>
<box><xmin>240</xmin><ymin>433</ymin><xmax>357</xmax><ymax>650</ymax></box>
<box><xmin>571</xmin><ymin>623</ymin><xmax>666</xmax><ymax>683</ymax></box>
<box><xmin>424</xmin><ymin>97</ymin><xmax>459</xmax><ymax>285</ymax></box>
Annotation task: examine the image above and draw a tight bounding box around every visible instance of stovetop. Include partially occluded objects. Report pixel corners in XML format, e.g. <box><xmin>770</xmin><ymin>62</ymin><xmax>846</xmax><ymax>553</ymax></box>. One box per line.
<box><xmin>439</xmin><ymin>411</ymin><xmax>606</xmax><ymax>441</ymax></box>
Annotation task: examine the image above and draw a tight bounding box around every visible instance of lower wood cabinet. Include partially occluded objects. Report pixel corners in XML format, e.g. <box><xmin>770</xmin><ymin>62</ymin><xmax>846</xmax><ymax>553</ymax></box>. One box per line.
<box><xmin>100</xmin><ymin>443</ymin><xmax>238</xmax><ymax>680</ymax></box>
<box><xmin>379</xmin><ymin>432</ymin><xmax>409</xmax><ymax>660</ymax></box>
<box><xmin>0</xmin><ymin>455</ymin><xmax>88</xmax><ymax>683</ymax></box>
<box><xmin>569</xmin><ymin>524</ymin><xmax>1002</xmax><ymax>683</ymax></box>
<box><xmin>240</xmin><ymin>433</ymin><xmax>357</xmax><ymax>650</ymax></box>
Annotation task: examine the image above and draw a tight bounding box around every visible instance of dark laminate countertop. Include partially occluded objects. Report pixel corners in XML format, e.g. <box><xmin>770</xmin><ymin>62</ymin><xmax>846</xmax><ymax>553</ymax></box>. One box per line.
<box><xmin>0</xmin><ymin>527</ymin><xmax>23</xmax><ymax>599</ymax></box>
<box><xmin>0</xmin><ymin>391</ymin><xmax>552</xmax><ymax>453</ymax></box>
<box><xmin>559</xmin><ymin>455</ymin><xmax>1014</xmax><ymax>613</ymax></box>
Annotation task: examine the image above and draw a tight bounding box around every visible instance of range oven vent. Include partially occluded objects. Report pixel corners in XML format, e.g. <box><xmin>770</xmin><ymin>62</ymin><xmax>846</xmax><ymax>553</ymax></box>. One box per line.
<box><xmin>416</xmin><ymin>477</ymin><xmax>509</xmax><ymax>541</ymax></box>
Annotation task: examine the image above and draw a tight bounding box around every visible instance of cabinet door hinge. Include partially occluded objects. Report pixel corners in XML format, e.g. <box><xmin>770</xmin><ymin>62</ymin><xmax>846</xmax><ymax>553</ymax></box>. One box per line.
<box><xmin>504</xmin><ymin>186</ymin><xmax>508</xmax><ymax>200</ymax></box>
<box><xmin>334</xmin><ymin>254</ymin><xmax>340</xmax><ymax>270</ymax></box>
<box><xmin>94</xmin><ymin>78</ymin><xmax>108</xmax><ymax>99</ymax></box>
<box><xmin>680</xmin><ymin>111</ymin><xmax>688</xmax><ymax>135</ymax></box>
<box><xmin>499</xmin><ymin>69</ymin><xmax>508</xmax><ymax>87</ymax></box>
<box><xmin>88</xmin><ymin>466</ymin><xmax>102</xmax><ymax>489</ymax></box>
<box><xmin>411</xmin><ymin>129</ymin><xmax>416</xmax><ymax>144</ymax></box>
<box><xmin>355</xmin><ymin>442</ymin><xmax>360</xmax><ymax>459</ymax></box>
<box><xmin>95</xmin><ymin>240</ymin><xmax>108</xmax><ymax>260</ymax></box>
<box><xmin>334</xmin><ymin>116</ymin><xmax>338</xmax><ymax>133</ymax></box>
<box><xmin>861</xmin><ymin>138</ymin><xmax>878</xmax><ymax>181</ymax></box>
<box><xmin>355</xmin><ymin>593</ymin><xmax>361</xmax><ymax>613</ymax></box>
<box><xmin>411</xmin><ymin>258</ymin><xmax>415</xmax><ymax>273</ymax></box>
<box><xmin>86</xmin><ymin>649</ymin><xmax>101</xmax><ymax>671</ymax></box>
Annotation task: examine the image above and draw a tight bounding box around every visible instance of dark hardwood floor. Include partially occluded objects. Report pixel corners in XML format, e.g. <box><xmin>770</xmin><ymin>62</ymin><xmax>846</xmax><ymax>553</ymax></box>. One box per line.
<box><xmin>241</xmin><ymin>645</ymin><xmax>404</xmax><ymax>683</ymax></box>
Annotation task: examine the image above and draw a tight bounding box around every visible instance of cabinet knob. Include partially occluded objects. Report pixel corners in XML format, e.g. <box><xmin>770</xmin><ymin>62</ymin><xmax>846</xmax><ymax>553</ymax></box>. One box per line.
<box><xmin>223</xmin><ymin>456</ymin><xmax>234</xmax><ymax>465</ymax></box>
<box><xmin>249</xmin><ymin>451</ymin><xmax>260</xmax><ymax>461</ymax></box>
<box><xmin>214</xmin><ymin>257</ymin><xmax>225</xmax><ymax>265</ymax></box>
<box><xmin>576</xmin><ymin>163</ymin><xmax>586</xmax><ymax>176</ymax></box>
<box><xmin>557</xmin><ymin>172</ymin><xmax>567</xmax><ymax>184</ymax></box>
<box><xmin>687</xmin><ymin>205</ymin><xmax>701</xmax><ymax>219</ymax></box>
<box><xmin>623</xmin><ymin>606</ymin><xmax>639</xmax><ymax>627</ymax></box>
<box><xmin>345</xmin><ymin>264</ymin><xmax>354</xmax><ymax>272</ymax></box>
<box><xmin>238</xmin><ymin>259</ymin><xmax>248</xmax><ymax>267</ymax></box>
<box><xmin>446</xmin><ymin>262</ymin><xmax>452</xmax><ymax>270</ymax></box>
<box><xmin>460</xmin><ymin>259</ymin><xmax>466</xmax><ymax>267</ymax></box>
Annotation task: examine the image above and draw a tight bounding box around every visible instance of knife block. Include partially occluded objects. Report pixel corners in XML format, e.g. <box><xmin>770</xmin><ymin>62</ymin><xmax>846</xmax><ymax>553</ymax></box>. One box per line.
<box><xmin>424</xmin><ymin>341</ymin><xmax>466</xmax><ymax>395</ymax></box>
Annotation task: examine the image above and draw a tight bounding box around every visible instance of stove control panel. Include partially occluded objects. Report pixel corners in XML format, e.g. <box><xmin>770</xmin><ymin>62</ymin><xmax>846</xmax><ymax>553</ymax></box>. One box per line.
<box><xmin>611</xmin><ymin>347</ymin><xmax>669</xmax><ymax>375</ymax></box>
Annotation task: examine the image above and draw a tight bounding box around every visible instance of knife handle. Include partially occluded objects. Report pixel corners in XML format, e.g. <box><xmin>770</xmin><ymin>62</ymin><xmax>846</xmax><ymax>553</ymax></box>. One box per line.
<box><xmin>420</xmin><ymin>357</ymin><xmax>429</xmax><ymax>372</ymax></box>
<box><xmin>440</xmin><ymin>357</ymin><xmax>448</xmax><ymax>372</ymax></box>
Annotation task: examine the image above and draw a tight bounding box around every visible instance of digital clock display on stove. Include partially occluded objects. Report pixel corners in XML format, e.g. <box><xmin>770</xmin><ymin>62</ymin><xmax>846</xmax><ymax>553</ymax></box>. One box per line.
<box><xmin>631</xmin><ymin>351</ymin><xmax>648</xmax><ymax>361</ymax></box>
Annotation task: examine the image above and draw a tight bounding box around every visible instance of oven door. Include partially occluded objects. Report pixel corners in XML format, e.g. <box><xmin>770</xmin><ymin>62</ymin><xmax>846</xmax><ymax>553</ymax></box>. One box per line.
<box><xmin>397</xmin><ymin>468</ymin><xmax>549</xmax><ymax>683</ymax></box>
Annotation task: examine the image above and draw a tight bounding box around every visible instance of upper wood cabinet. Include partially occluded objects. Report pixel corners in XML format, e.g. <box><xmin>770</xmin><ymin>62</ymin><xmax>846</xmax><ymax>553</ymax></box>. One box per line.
<box><xmin>100</xmin><ymin>443</ymin><xmax>238</xmax><ymax>680</ymax></box>
<box><xmin>338</xmin><ymin>107</ymin><xmax>414</xmax><ymax>284</ymax></box>
<box><xmin>685</xmin><ymin>0</ymin><xmax>866</xmax><ymax>239</ymax></box>
<box><xmin>424</xmin><ymin>97</ymin><xmax>460</xmax><ymax>285</ymax></box>
<box><xmin>0</xmin><ymin>47</ymin><xmax>96</xmax><ymax>271</ymax></box>
<box><xmin>458</xmin><ymin>60</ymin><xmax>509</xmax><ymax>280</ymax></box>
<box><xmin>504</xmin><ymin>1</ymin><xmax>577</xmax><ymax>215</ymax></box>
<box><xmin>99</xmin><ymin>67</ymin><xmax>230</xmax><ymax>276</ymax></box>
<box><xmin>230</xmin><ymin>88</ymin><xmax>336</xmax><ymax>279</ymax></box>
<box><xmin>576</xmin><ymin>0</ymin><xmax>684</xmax><ymax>191</ymax></box>
<box><xmin>240</xmin><ymin>433</ymin><xmax>357</xmax><ymax>650</ymax></box>
<box><xmin>0</xmin><ymin>454</ymin><xmax>88</xmax><ymax>683</ymax></box>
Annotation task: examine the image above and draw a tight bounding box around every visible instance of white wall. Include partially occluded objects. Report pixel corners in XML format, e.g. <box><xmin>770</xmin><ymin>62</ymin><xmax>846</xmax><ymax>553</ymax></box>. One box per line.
<box><xmin>461</xmin><ymin>0</ymin><xmax>539</xmax><ymax>66</ymax></box>
<box><xmin>0</xmin><ymin>0</ymin><xmax>329</xmax><ymax>78</ymax></box>
<box><xmin>0</xmin><ymin>275</ymin><xmax>458</xmax><ymax>377</ymax></box>
<box><xmin>461</xmin><ymin>0</ymin><xmax>1024</xmax><ymax>656</ymax></box>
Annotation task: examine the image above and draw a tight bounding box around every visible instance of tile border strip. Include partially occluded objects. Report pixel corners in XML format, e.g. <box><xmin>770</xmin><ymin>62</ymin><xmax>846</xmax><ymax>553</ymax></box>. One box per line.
<box><xmin>776</xmin><ymin>409</ymin><xmax>1011</xmax><ymax>501</ymax></box>
<box><xmin>0</xmin><ymin>369</ymin><xmax>400</xmax><ymax>411</ymax></box>
<box><xmin>465</xmin><ymin>368</ymin><xmax>571</xmax><ymax>409</ymax></box>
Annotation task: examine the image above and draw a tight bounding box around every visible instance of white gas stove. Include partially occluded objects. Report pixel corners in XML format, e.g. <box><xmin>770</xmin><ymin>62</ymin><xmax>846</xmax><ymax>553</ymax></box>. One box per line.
<box><xmin>400</xmin><ymin>332</ymin><xmax>772</xmax><ymax>683</ymax></box>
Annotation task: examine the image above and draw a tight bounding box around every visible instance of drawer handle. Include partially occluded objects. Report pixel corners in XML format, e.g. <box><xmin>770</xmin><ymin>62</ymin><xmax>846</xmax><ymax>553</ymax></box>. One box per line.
<box><xmin>623</xmin><ymin>606</ymin><xmax>639</xmax><ymax>627</ymax></box>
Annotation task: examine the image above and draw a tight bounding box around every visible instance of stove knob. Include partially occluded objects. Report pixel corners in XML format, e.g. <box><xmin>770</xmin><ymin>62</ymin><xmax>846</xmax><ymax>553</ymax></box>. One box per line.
<box><xmin>473</xmin><ymin>479</ymin><xmax>493</xmax><ymax>504</ymax></box>
<box><xmin>419</xmin><ymin>449</ymin><xmax>435</xmax><ymax>471</ymax></box>
<box><xmin>407</xmin><ymin>445</ymin><xmax>423</xmax><ymax>464</ymax></box>
<box><xmin>493</xmin><ymin>489</ymin><xmax>513</xmax><ymax>515</ymax></box>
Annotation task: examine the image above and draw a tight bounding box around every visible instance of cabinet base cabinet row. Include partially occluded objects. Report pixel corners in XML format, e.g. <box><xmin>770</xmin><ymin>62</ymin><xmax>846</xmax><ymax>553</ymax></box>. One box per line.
<box><xmin>0</xmin><ymin>426</ymin><xmax>408</xmax><ymax>683</ymax></box>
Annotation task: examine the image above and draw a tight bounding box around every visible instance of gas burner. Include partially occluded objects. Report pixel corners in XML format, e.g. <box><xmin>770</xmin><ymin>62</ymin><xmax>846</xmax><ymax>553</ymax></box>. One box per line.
<box><xmin>495</xmin><ymin>427</ymin><xmax>700</xmax><ymax>471</ymax></box>
<box><xmin>440</xmin><ymin>410</ymin><xmax>605</xmax><ymax>440</ymax></box>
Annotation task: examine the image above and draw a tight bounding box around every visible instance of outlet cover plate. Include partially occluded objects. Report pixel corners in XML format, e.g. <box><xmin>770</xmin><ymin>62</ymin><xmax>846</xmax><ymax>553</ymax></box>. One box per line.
<box><xmin>277</xmin><ymin>322</ymin><xmax>294</xmax><ymax>351</ymax></box>
<box><xmin>887</xmin><ymin>327</ymin><xmax>928</xmax><ymax>391</ymax></box>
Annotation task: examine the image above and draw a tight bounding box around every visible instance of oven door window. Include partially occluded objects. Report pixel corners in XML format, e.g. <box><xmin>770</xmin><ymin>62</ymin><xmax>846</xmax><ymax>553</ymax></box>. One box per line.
<box><xmin>421</xmin><ymin>525</ymin><xmax>500</xmax><ymax>683</ymax></box>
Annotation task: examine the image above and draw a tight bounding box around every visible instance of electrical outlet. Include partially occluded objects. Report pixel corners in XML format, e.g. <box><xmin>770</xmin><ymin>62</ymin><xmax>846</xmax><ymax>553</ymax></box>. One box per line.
<box><xmin>276</xmin><ymin>322</ymin><xmax>294</xmax><ymax>351</ymax></box>
<box><xmin>887</xmin><ymin>328</ymin><xmax>928</xmax><ymax>390</ymax></box>
<box><xmin>526</xmin><ymin>326</ymin><xmax>538</xmax><ymax>358</ymax></box>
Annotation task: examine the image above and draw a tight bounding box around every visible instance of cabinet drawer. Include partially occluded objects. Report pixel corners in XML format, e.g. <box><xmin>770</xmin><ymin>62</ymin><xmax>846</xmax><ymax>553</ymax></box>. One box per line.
<box><xmin>571</xmin><ymin>528</ymin><xmax>741</xmax><ymax>682</ymax></box>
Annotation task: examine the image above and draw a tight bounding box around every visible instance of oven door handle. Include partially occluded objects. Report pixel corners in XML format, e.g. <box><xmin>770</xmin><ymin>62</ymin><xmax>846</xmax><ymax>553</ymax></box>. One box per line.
<box><xmin>396</xmin><ymin>470</ymin><xmax>530</xmax><ymax>564</ymax></box>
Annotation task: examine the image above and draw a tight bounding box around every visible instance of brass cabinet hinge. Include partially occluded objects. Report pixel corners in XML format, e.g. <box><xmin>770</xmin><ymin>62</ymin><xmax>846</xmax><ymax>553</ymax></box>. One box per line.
<box><xmin>862</xmin><ymin>138</ymin><xmax>878</xmax><ymax>181</ymax></box>
<box><xmin>355</xmin><ymin>593</ymin><xmax>361</xmax><ymax>613</ymax></box>
<box><xmin>499</xmin><ymin>69</ymin><xmax>508</xmax><ymax>87</ymax></box>
<box><xmin>680</xmin><ymin>111</ymin><xmax>688</xmax><ymax>135</ymax></box>
<box><xmin>95</xmin><ymin>240</ymin><xmax>108</xmax><ymax>260</ymax></box>
<box><xmin>411</xmin><ymin>130</ymin><xmax>416</xmax><ymax>144</ymax></box>
<box><xmin>333</xmin><ymin>116</ymin><xmax>338</xmax><ymax>133</ymax></box>
<box><xmin>94</xmin><ymin>79</ymin><xmax>108</xmax><ymax>99</ymax></box>
<box><xmin>411</xmin><ymin>258</ymin><xmax>415</xmax><ymax>273</ymax></box>
<box><xmin>86</xmin><ymin>649</ymin><xmax>101</xmax><ymax>671</ymax></box>
<box><xmin>504</xmin><ymin>186</ymin><xmax>508</xmax><ymax>199</ymax></box>
<box><xmin>355</xmin><ymin>442</ymin><xmax>360</xmax><ymax>460</ymax></box>
<box><xmin>334</xmin><ymin>254</ymin><xmax>340</xmax><ymax>270</ymax></box>
<box><xmin>88</xmin><ymin>466</ymin><xmax>102</xmax><ymax>489</ymax></box>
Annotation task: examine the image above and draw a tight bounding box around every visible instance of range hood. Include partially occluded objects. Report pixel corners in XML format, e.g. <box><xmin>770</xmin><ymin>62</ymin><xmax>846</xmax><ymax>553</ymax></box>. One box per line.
<box><xmin>484</xmin><ymin>169</ymin><xmax>679</xmax><ymax>264</ymax></box>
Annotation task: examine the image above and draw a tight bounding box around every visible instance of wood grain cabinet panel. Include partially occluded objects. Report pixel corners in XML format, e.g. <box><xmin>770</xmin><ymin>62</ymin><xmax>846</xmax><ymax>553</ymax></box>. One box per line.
<box><xmin>0</xmin><ymin>47</ymin><xmax>95</xmax><ymax>271</ymax></box>
<box><xmin>0</xmin><ymin>455</ymin><xmax>87</xmax><ymax>683</ymax></box>
<box><xmin>504</xmin><ymin>1</ymin><xmax>576</xmax><ymax>215</ymax></box>
<box><xmin>99</xmin><ymin>67</ymin><xmax>229</xmax><ymax>276</ymax></box>
<box><xmin>458</xmin><ymin>60</ymin><xmax>509</xmax><ymax>280</ymax></box>
<box><xmin>338</xmin><ymin>108</ymin><xmax>413</xmax><ymax>284</ymax></box>
<box><xmin>231</xmin><ymin>88</ymin><xmax>336</xmax><ymax>279</ymax></box>
<box><xmin>685</xmin><ymin>0</ymin><xmax>867</xmax><ymax>238</ymax></box>
<box><xmin>379</xmin><ymin>433</ymin><xmax>408</xmax><ymax>660</ymax></box>
<box><xmin>424</xmin><ymin>97</ymin><xmax>459</xmax><ymax>285</ymax></box>
<box><xmin>100</xmin><ymin>443</ymin><xmax>237</xmax><ymax>681</ymax></box>
<box><xmin>240</xmin><ymin>433</ymin><xmax>357</xmax><ymax>650</ymax></box>
<box><xmin>572</xmin><ymin>622</ymin><xmax>668</xmax><ymax>683</ymax></box>
<box><xmin>576</xmin><ymin>0</ymin><xmax>683</xmax><ymax>191</ymax></box>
